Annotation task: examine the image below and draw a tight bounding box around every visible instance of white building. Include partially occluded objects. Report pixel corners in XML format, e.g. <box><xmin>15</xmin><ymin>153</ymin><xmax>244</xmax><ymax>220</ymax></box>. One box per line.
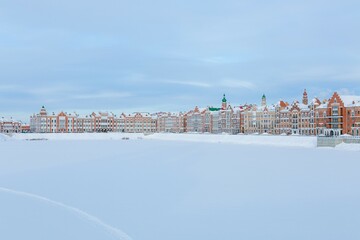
<box><xmin>0</xmin><ymin>117</ymin><xmax>22</xmax><ymax>134</ymax></box>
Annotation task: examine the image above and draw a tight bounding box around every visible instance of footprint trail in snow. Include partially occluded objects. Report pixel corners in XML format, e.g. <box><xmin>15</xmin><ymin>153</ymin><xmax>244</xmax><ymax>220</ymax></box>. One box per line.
<box><xmin>0</xmin><ymin>187</ymin><xmax>132</xmax><ymax>240</ymax></box>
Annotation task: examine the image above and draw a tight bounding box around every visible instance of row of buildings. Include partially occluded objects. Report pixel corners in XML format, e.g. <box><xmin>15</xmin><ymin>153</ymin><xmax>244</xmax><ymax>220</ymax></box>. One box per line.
<box><xmin>2</xmin><ymin>91</ymin><xmax>360</xmax><ymax>136</ymax></box>
<box><xmin>0</xmin><ymin>118</ymin><xmax>22</xmax><ymax>134</ymax></box>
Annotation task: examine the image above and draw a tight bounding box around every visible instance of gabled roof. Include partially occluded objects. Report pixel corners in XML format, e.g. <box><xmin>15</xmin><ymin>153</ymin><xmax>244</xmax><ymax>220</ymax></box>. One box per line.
<box><xmin>311</xmin><ymin>98</ymin><xmax>321</xmax><ymax>105</ymax></box>
<box><xmin>297</xmin><ymin>103</ymin><xmax>310</xmax><ymax>110</ymax></box>
<box><xmin>340</xmin><ymin>95</ymin><xmax>360</xmax><ymax>107</ymax></box>
<box><xmin>277</xmin><ymin>100</ymin><xmax>288</xmax><ymax>108</ymax></box>
<box><xmin>0</xmin><ymin>118</ymin><xmax>21</xmax><ymax>123</ymax></box>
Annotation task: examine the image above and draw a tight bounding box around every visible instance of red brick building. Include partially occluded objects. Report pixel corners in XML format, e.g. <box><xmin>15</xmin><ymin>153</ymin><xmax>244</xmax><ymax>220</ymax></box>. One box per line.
<box><xmin>317</xmin><ymin>92</ymin><xmax>360</xmax><ymax>136</ymax></box>
<box><xmin>28</xmin><ymin>92</ymin><xmax>360</xmax><ymax>136</ymax></box>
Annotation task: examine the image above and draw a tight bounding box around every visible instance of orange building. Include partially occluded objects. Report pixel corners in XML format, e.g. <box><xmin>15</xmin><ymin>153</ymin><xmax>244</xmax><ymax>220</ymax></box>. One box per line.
<box><xmin>30</xmin><ymin>107</ymin><xmax>121</xmax><ymax>133</ymax></box>
<box><xmin>28</xmin><ymin>91</ymin><xmax>360</xmax><ymax>136</ymax></box>
<box><xmin>315</xmin><ymin>92</ymin><xmax>360</xmax><ymax>136</ymax></box>
<box><xmin>119</xmin><ymin>112</ymin><xmax>157</xmax><ymax>133</ymax></box>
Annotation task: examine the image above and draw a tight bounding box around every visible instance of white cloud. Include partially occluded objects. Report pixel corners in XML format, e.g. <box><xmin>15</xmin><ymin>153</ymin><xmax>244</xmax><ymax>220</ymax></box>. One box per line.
<box><xmin>330</xmin><ymin>71</ymin><xmax>360</xmax><ymax>81</ymax></box>
<box><xmin>25</xmin><ymin>86</ymin><xmax>76</xmax><ymax>95</ymax></box>
<box><xmin>284</xmin><ymin>66</ymin><xmax>360</xmax><ymax>82</ymax></box>
<box><xmin>0</xmin><ymin>84</ymin><xmax>19</xmax><ymax>92</ymax></box>
<box><xmin>316</xmin><ymin>88</ymin><xmax>333</xmax><ymax>100</ymax></box>
<box><xmin>218</xmin><ymin>79</ymin><xmax>256</xmax><ymax>89</ymax></box>
<box><xmin>0</xmin><ymin>85</ymin><xmax>77</xmax><ymax>95</ymax></box>
<box><xmin>198</xmin><ymin>57</ymin><xmax>237</xmax><ymax>64</ymax></box>
<box><xmin>164</xmin><ymin>80</ymin><xmax>212</xmax><ymax>88</ymax></box>
<box><xmin>163</xmin><ymin>79</ymin><xmax>257</xmax><ymax>90</ymax></box>
<box><xmin>73</xmin><ymin>92</ymin><xmax>133</xmax><ymax>100</ymax></box>
<box><xmin>338</xmin><ymin>88</ymin><xmax>356</xmax><ymax>96</ymax></box>
<box><xmin>126</xmin><ymin>73</ymin><xmax>147</xmax><ymax>83</ymax></box>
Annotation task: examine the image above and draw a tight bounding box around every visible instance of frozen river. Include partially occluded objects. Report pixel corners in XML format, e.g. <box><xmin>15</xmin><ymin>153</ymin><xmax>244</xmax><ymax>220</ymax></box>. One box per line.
<box><xmin>0</xmin><ymin>134</ymin><xmax>359</xmax><ymax>240</ymax></box>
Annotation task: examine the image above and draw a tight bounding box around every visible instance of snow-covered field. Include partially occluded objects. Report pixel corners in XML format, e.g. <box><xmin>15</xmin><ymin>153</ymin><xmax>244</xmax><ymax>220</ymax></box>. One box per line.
<box><xmin>1</xmin><ymin>133</ymin><xmax>360</xmax><ymax>240</ymax></box>
<box><xmin>11</xmin><ymin>132</ymin><xmax>317</xmax><ymax>148</ymax></box>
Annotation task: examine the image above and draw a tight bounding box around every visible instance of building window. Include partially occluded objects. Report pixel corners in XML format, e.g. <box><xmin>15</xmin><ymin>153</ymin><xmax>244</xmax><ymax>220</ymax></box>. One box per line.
<box><xmin>332</xmin><ymin>106</ymin><xmax>339</xmax><ymax>115</ymax></box>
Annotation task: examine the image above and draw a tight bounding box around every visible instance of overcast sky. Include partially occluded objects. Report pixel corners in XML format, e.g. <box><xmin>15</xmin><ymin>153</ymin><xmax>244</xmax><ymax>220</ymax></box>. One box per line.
<box><xmin>1</xmin><ymin>0</ymin><xmax>360</xmax><ymax>121</ymax></box>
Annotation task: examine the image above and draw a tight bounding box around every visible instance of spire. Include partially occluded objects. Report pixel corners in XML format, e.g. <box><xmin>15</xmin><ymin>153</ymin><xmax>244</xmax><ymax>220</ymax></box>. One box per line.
<box><xmin>261</xmin><ymin>94</ymin><xmax>267</xmax><ymax>106</ymax></box>
<box><xmin>40</xmin><ymin>106</ymin><xmax>47</xmax><ymax>116</ymax></box>
<box><xmin>222</xmin><ymin>94</ymin><xmax>227</xmax><ymax>109</ymax></box>
<box><xmin>302</xmin><ymin>89</ymin><xmax>308</xmax><ymax>105</ymax></box>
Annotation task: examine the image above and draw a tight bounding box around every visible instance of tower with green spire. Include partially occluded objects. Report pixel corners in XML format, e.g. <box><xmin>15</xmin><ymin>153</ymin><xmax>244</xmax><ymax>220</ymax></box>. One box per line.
<box><xmin>261</xmin><ymin>94</ymin><xmax>266</xmax><ymax>106</ymax></box>
<box><xmin>222</xmin><ymin>94</ymin><xmax>227</xmax><ymax>109</ymax></box>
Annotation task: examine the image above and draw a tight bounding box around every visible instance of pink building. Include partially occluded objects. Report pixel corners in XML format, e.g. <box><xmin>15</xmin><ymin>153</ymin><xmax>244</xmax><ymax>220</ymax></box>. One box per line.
<box><xmin>28</xmin><ymin>91</ymin><xmax>360</xmax><ymax>136</ymax></box>
<box><xmin>0</xmin><ymin>117</ymin><xmax>22</xmax><ymax>134</ymax></box>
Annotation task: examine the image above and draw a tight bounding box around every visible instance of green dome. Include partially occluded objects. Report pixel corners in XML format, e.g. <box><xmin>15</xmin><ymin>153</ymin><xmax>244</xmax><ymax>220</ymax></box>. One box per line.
<box><xmin>222</xmin><ymin>94</ymin><xmax>227</xmax><ymax>103</ymax></box>
<box><xmin>262</xmin><ymin>94</ymin><xmax>266</xmax><ymax>99</ymax></box>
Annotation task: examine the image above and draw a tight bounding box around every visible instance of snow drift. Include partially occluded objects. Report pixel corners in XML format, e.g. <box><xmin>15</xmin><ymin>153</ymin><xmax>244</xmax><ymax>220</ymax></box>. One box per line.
<box><xmin>1</xmin><ymin>134</ymin><xmax>360</xmax><ymax>240</ymax></box>
<box><xmin>0</xmin><ymin>133</ymin><xmax>9</xmax><ymax>141</ymax></box>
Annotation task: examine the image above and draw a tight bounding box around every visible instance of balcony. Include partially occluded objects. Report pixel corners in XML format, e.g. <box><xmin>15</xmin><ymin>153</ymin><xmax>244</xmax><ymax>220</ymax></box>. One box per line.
<box><xmin>327</xmin><ymin>116</ymin><xmax>343</xmax><ymax>119</ymax></box>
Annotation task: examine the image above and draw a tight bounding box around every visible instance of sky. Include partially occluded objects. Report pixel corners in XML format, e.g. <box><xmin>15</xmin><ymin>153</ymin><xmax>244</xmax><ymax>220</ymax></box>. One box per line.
<box><xmin>1</xmin><ymin>0</ymin><xmax>360</xmax><ymax>122</ymax></box>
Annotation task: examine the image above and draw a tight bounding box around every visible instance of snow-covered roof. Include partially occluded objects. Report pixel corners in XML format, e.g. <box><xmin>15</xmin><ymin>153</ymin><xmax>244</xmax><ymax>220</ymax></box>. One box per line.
<box><xmin>297</xmin><ymin>103</ymin><xmax>310</xmax><ymax>111</ymax></box>
<box><xmin>311</xmin><ymin>98</ymin><xmax>321</xmax><ymax>105</ymax></box>
<box><xmin>280</xmin><ymin>107</ymin><xmax>290</xmax><ymax>113</ymax></box>
<box><xmin>157</xmin><ymin>112</ymin><xmax>181</xmax><ymax>117</ymax></box>
<box><xmin>0</xmin><ymin>118</ymin><xmax>21</xmax><ymax>123</ymax></box>
<box><xmin>341</xmin><ymin>95</ymin><xmax>360</xmax><ymax>107</ymax></box>
<box><xmin>256</xmin><ymin>105</ymin><xmax>275</xmax><ymax>112</ymax></box>
<box><xmin>316</xmin><ymin>103</ymin><xmax>328</xmax><ymax>109</ymax></box>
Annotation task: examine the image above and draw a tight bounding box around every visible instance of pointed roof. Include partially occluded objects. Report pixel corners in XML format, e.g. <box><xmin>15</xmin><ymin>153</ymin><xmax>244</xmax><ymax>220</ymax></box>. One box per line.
<box><xmin>340</xmin><ymin>95</ymin><xmax>360</xmax><ymax>106</ymax></box>
<box><xmin>209</xmin><ymin>107</ymin><xmax>221</xmax><ymax>111</ymax></box>
<box><xmin>222</xmin><ymin>94</ymin><xmax>227</xmax><ymax>103</ymax></box>
<box><xmin>278</xmin><ymin>100</ymin><xmax>287</xmax><ymax>108</ymax></box>
<box><xmin>312</xmin><ymin>97</ymin><xmax>321</xmax><ymax>105</ymax></box>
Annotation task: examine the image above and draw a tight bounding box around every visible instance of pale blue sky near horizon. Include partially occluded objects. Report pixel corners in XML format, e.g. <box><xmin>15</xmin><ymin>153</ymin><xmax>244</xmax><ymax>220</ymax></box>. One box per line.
<box><xmin>1</xmin><ymin>0</ymin><xmax>360</xmax><ymax>122</ymax></box>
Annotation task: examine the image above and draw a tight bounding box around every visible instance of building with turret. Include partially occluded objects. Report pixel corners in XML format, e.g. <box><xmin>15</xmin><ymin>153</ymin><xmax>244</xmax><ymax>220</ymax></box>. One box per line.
<box><xmin>222</xmin><ymin>94</ymin><xmax>227</xmax><ymax>109</ymax></box>
<box><xmin>27</xmin><ymin>91</ymin><xmax>360</xmax><ymax>136</ymax></box>
<box><xmin>302</xmin><ymin>89</ymin><xmax>308</xmax><ymax>105</ymax></box>
<box><xmin>261</xmin><ymin>94</ymin><xmax>267</xmax><ymax>107</ymax></box>
<box><xmin>241</xmin><ymin>94</ymin><xmax>275</xmax><ymax>134</ymax></box>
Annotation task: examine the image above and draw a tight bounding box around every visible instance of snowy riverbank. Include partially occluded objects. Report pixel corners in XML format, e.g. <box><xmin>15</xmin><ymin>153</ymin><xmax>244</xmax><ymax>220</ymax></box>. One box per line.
<box><xmin>0</xmin><ymin>137</ymin><xmax>359</xmax><ymax>240</ymax></box>
<box><xmin>9</xmin><ymin>132</ymin><xmax>316</xmax><ymax>148</ymax></box>
<box><xmin>3</xmin><ymin>132</ymin><xmax>360</xmax><ymax>151</ymax></box>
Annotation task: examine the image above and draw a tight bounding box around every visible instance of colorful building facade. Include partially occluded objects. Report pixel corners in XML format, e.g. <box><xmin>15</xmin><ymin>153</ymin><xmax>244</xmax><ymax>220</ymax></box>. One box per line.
<box><xmin>27</xmin><ymin>91</ymin><xmax>360</xmax><ymax>136</ymax></box>
<box><xmin>0</xmin><ymin>118</ymin><xmax>22</xmax><ymax>134</ymax></box>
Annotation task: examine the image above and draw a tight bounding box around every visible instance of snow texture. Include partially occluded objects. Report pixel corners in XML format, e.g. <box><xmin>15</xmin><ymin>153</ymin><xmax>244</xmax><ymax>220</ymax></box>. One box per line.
<box><xmin>0</xmin><ymin>134</ymin><xmax>360</xmax><ymax>240</ymax></box>
<box><xmin>12</xmin><ymin>132</ymin><xmax>360</xmax><ymax>150</ymax></box>
<box><xmin>13</xmin><ymin>132</ymin><xmax>317</xmax><ymax>148</ymax></box>
<box><xmin>0</xmin><ymin>133</ymin><xmax>9</xmax><ymax>141</ymax></box>
<box><xmin>0</xmin><ymin>187</ymin><xmax>132</xmax><ymax>240</ymax></box>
